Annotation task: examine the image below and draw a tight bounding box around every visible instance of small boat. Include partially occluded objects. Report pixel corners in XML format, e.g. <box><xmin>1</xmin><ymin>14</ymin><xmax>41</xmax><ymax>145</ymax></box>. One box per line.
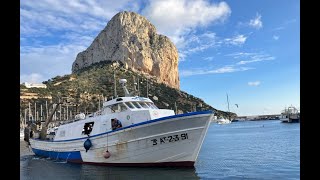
<box><xmin>279</xmin><ymin>106</ymin><xmax>300</xmax><ymax>123</ymax></box>
<box><xmin>217</xmin><ymin>118</ymin><xmax>231</xmax><ymax>124</ymax></box>
<box><xmin>20</xmin><ymin>129</ymin><xmax>24</xmax><ymax>140</ymax></box>
<box><xmin>216</xmin><ymin>93</ymin><xmax>233</xmax><ymax>125</ymax></box>
<box><xmin>25</xmin><ymin>79</ymin><xmax>214</xmax><ymax>167</ymax></box>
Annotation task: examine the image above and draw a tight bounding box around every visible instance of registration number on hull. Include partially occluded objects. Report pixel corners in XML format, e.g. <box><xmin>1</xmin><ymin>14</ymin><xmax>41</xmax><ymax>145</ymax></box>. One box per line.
<box><xmin>151</xmin><ymin>133</ymin><xmax>188</xmax><ymax>146</ymax></box>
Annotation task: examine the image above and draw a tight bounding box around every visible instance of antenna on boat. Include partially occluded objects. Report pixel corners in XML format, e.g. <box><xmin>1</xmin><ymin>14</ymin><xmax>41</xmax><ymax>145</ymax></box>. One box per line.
<box><xmin>113</xmin><ymin>70</ymin><xmax>117</xmax><ymax>99</ymax></box>
<box><xmin>132</xmin><ymin>76</ymin><xmax>138</xmax><ymax>96</ymax></box>
<box><xmin>119</xmin><ymin>79</ymin><xmax>130</xmax><ymax>97</ymax></box>
<box><xmin>146</xmin><ymin>79</ymin><xmax>149</xmax><ymax>97</ymax></box>
<box><xmin>137</xmin><ymin>76</ymin><xmax>140</xmax><ymax>96</ymax></box>
<box><xmin>226</xmin><ymin>93</ymin><xmax>230</xmax><ymax>113</ymax></box>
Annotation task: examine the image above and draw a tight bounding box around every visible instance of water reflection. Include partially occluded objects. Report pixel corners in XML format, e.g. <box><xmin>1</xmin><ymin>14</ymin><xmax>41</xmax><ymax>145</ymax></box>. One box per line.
<box><xmin>21</xmin><ymin>121</ymin><xmax>300</xmax><ymax>179</ymax></box>
<box><xmin>80</xmin><ymin>164</ymin><xmax>199</xmax><ymax>180</ymax></box>
<box><xmin>21</xmin><ymin>153</ymin><xmax>199</xmax><ymax>180</ymax></box>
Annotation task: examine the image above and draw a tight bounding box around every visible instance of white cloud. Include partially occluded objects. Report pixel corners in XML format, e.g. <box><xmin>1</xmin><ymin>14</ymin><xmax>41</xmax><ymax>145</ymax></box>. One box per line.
<box><xmin>142</xmin><ymin>0</ymin><xmax>231</xmax><ymax>47</ymax></box>
<box><xmin>20</xmin><ymin>0</ymin><xmax>139</xmax><ymax>37</ymax></box>
<box><xmin>249</xmin><ymin>13</ymin><xmax>263</xmax><ymax>29</ymax></box>
<box><xmin>273</xmin><ymin>35</ymin><xmax>280</xmax><ymax>40</ymax></box>
<box><xmin>21</xmin><ymin>43</ymin><xmax>88</xmax><ymax>82</ymax></box>
<box><xmin>227</xmin><ymin>52</ymin><xmax>275</xmax><ymax>65</ymax></box>
<box><xmin>272</xmin><ymin>26</ymin><xmax>285</xmax><ymax>31</ymax></box>
<box><xmin>180</xmin><ymin>66</ymin><xmax>253</xmax><ymax>77</ymax></box>
<box><xmin>203</xmin><ymin>57</ymin><xmax>214</xmax><ymax>61</ymax></box>
<box><xmin>248</xmin><ymin>81</ymin><xmax>261</xmax><ymax>86</ymax></box>
<box><xmin>237</xmin><ymin>54</ymin><xmax>275</xmax><ymax>65</ymax></box>
<box><xmin>20</xmin><ymin>73</ymin><xmax>45</xmax><ymax>84</ymax></box>
<box><xmin>224</xmin><ymin>35</ymin><xmax>247</xmax><ymax>46</ymax></box>
<box><xmin>178</xmin><ymin>32</ymin><xmax>219</xmax><ymax>61</ymax></box>
<box><xmin>179</xmin><ymin>33</ymin><xmax>248</xmax><ymax>61</ymax></box>
<box><xmin>226</xmin><ymin>52</ymin><xmax>256</xmax><ymax>58</ymax></box>
<box><xmin>272</xmin><ymin>19</ymin><xmax>297</xmax><ymax>31</ymax></box>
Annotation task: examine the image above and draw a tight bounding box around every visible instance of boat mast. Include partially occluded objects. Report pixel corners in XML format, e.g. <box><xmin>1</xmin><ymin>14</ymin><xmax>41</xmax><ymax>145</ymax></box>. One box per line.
<box><xmin>137</xmin><ymin>76</ymin><xmax>140</xmax><ymax>96</ymax></box>
<box><xmin>29</xmin><ymin>102</ymin><xmax>31</xmax><ymax>122</ymax></box>
<box><xmin>39</xmin><ymin>102</ymin><xmax>62</xmax><ymax>140</ymax></box>
<box><xmin>24</xmin><ymin>109</ymin><xmax>27</xmax><ymax>127</ymax></box>
<box><xmin>41</xmin><ymin>104</ymin><xmax>43</xmax><ymax>122</ymax></box>
<box><xmin>226</xmin><ymin>93</ymin><xmax>230</xmax><ymax>120</ymax></box>
<box><xmin>146</xmin><ymin>79</ymin><xmax>149</xmax><ymax>97</ymax></box>
<box><xmin>114</xmin><ymin>70</ymin><xmax>117</xmax><ymax>98</ymax></box>
<box><xmin>34</xmin><ymin>102</ymin><xmax>37</xmax><ymax>122</ymax></box>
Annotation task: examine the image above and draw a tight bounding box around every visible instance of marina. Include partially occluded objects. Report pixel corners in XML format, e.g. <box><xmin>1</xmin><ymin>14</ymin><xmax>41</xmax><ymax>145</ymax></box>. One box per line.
<box><xmin>21</xmin><ymin>120</ymin><xmax>300</xmax><ymax>179</ymax></box>
<box><xmin>20</xmin><ymin>1</ymin><xmax>300</xmax><ymax>178</ymax></box>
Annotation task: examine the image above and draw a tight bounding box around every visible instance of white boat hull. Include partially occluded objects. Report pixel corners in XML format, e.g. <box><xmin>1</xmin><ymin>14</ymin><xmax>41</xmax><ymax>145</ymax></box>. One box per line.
<box><xmin>217</xmin><ymin>119</ymin><xmax>231</xmax><ymax>124</ymax></box>
<box><xmin>30</xmin><ymin>111</ymin><xmax>213</xmax><ymax>166</ymax></box>
<box><xmin>279</xmin><ymin>118</ymin><xmax>289</xmax><ymax>122</ymax></box>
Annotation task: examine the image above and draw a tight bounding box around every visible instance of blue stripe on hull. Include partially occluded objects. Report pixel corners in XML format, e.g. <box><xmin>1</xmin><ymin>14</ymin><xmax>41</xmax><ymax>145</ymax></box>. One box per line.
<box><xmin>32</xmin><ymin>110</ymin><xmax>213</xmax><ymax>143</ymax></box>
<box><xmin>32</xmin><ymin>148</ymin><xmax>82</xmax><ymax>161</ymax></box>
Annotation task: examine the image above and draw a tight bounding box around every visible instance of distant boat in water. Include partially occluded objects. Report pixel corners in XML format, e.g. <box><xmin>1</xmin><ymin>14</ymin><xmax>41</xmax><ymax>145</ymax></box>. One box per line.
<box><xmin>20</xmin><ymin>129</ymin><xmax>24</xmax><ymax>140</ymax></box>
<box><xmin>217</xmin><ymin>93</ymin><xmax>233</xmax><ymax>125</ymax></box>
<box><xmin>217</xmin><ymin>118</ymin><xmax>232</xmax><ymax>124</ymax></box>
<box><xmin>279</xmin><ymin>106</ymin><xmax>300</xmax><ymax>123</ymax></box>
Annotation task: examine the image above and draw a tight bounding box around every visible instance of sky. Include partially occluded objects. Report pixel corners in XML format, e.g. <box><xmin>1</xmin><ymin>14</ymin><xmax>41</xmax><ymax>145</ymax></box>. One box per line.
<box><xmin>20</xmin><ymin>0</ymin><xmax>300</xmax><ymax>116</ymax></box>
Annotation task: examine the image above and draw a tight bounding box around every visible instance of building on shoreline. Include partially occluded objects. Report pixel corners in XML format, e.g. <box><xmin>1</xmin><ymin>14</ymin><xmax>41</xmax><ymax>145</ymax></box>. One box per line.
<box><xmin>22</xmin><ymin>82</ymin><xmax>47</xmax><ymax>89</ymax></box>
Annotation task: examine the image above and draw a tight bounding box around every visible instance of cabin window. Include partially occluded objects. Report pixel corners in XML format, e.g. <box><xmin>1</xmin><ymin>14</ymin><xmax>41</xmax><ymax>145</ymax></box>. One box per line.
<box><xmin>146</xmin><ymin>102</ymin><xmax>154</xmax><ymax>109</ymax></box>
<box><xmin>110</xmin><ymin>104</ymin><xmax>120</xmax><ymax>112</ymax></box>
<box><xmin>82</xmin><ymin>122</ymin><xmax>94</xmax><ymax>135</ymax></box>
<box><xmin>140</xmin><ymin>102</ymin><xmax>149</xmax><ymax>109</ymax></box>
<box><xmin>119</xmin><ymin>103</ymin><xmax>128</xmax><ymax>112</ymax></box>
<box><xmin>148</xmin><ymin>103</ymin><xmax>158</xmax><ymax>109</ymax></box>
<box><xmin>125</xmin><ymin>102</ymin><xmax>135</xmax><ymax>109</ymax></box>
<box><xmin>132</xmin><ymin>102</ymin><xmax>142</xmax><ymax>108</ymax></box>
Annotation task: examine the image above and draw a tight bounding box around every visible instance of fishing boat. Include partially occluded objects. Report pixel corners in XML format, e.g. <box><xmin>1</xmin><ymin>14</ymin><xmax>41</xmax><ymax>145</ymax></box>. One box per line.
<box><xmin>279</xmin><ymin>106</ymin><xmax>300</xmax><ymax>123</ymax></box>
<box><xmin>25</xmin><ymin>79</ymin><xmax>214</xmax><ymax>167</ymax></box>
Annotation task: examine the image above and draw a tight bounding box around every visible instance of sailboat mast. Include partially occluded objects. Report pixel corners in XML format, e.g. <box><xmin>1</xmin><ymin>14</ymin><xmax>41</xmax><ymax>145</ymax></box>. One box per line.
<box><xmin>226</xmin><ymin>93</ymin><xmax>231</xmax><ymax>121</ymax></box>
<box><xmin>114</xmin><ymin>70</ymin><xmax>117</xmax><ymax>98</ymax></box>
<box><xmin>24</xmin><ymin>109</ymin><xmax>27</xmax><ymax>127</ymax></box>
<box><xmin>226</xmin><ymin>93</ymin><xmax>230</xmax><ymax>112</ymax></box>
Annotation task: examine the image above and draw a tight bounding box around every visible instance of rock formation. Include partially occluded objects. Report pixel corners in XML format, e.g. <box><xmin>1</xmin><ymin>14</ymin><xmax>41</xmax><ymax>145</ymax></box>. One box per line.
<box><xmin>72</xmin><ymin>11</ymin><xmax>180</xmax><ymax>89</ymax></box>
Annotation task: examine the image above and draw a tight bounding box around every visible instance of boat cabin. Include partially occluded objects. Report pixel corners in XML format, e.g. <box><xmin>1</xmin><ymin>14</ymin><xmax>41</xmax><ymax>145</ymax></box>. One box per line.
<box><xmin>52</xmin><ymin>96</ymin><xmax>174</xmax><ymax>141</ymax></box>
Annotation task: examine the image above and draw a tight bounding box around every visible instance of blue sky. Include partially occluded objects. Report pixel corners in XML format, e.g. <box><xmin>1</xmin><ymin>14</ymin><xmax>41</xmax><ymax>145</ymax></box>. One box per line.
<box><xmin>20</xmin><ymin>0</ymin><xmax>300</xmax><ymax>116</ymax></box>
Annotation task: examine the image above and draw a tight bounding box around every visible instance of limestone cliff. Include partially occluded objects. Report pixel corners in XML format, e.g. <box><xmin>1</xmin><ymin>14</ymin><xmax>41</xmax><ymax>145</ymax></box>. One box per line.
<box><xmin>72</xmin><ymin>11</ymin><xmax>180</xmax><ymax>89</ymax></box>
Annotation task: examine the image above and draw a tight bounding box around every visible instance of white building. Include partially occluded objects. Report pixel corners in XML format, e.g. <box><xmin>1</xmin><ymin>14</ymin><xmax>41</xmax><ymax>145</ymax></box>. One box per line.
<box><xmin>22</xmin><ymin>82</ymin><xmax>47</xmax><ymax>88</ymax></box>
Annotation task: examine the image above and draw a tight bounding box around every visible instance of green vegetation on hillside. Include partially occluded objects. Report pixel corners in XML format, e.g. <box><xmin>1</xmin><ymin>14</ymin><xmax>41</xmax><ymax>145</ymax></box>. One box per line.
<box><xmin>20</xmin><ymin>61</ymin><xmax>236</xmax><ymax>120</ymax></box>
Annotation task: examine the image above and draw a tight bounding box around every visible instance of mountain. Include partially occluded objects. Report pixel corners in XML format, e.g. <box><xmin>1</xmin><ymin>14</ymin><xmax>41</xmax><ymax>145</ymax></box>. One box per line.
<box><xmin>72</xmin><ymin>11</ymin><xmax>179</xmax><ymax>89</ymax></box>
<box><xmin>20</xmin><ymin>11</ymin><xmax>237</xmax><ymax>121</ymax></box>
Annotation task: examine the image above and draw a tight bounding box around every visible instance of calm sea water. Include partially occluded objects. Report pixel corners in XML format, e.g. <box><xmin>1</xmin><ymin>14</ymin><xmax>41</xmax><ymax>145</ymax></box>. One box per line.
<box><xmin>20</xmin><ymin>120</ymin><xmax>300</xmax><ymax>179</ymax></box>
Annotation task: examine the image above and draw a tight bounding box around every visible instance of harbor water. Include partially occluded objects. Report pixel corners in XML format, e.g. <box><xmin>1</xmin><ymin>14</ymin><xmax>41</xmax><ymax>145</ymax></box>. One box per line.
<box><xmin>20</xmin><ymin>120</ymin><xmax>300</xmax><ymax>179</ymax></box>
